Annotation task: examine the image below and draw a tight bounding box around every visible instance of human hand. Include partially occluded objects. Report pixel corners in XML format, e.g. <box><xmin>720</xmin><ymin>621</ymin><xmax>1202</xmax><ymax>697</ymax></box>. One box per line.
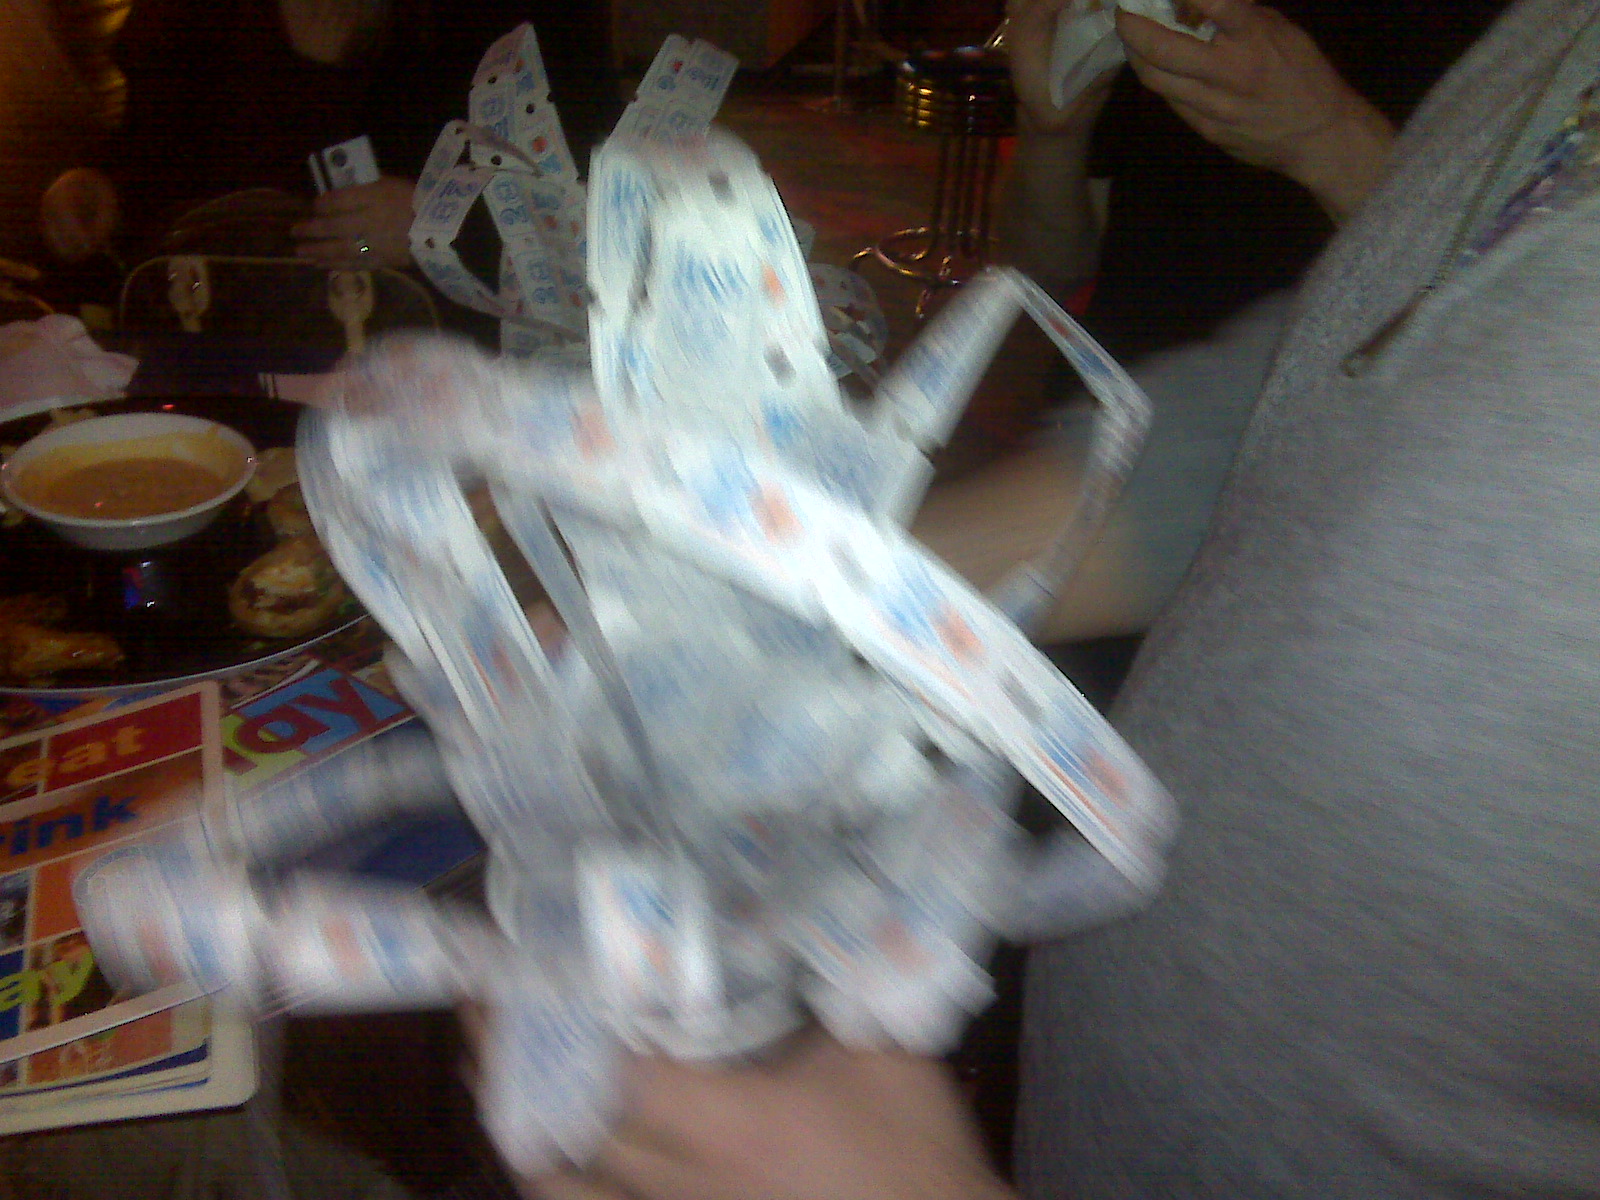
<box><xmin>524</xmin><ymin>1033</ymin><xmax>1013</xmax><ymax>1200</ymax></box>
<box><xmin>1006</xmin><ymin>0</ymin><xmax>1118</xmax><ymax>136</ymax></box>
<box><xmin>291</xmin><ymin>175</ymin><xmax>417</xmax><ymax>269</ymax></box>
<box><xmin>998</xmin><ymin>0</ymin><xmax>1115</xmax><ymax>295</ymax></box>
<box><xmin>1117</xmin><ymin>0</ymin><xmax>1393</xmax><ymax>220</ymax></box>
<box><xmin>40</xmin><ymin>168</ymin><xmax>120</xmax><ymax>262</ymax></box>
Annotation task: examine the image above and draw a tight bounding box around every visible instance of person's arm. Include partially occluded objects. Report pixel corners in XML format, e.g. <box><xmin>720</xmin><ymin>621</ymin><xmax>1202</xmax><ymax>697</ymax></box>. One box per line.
<box><xmin>912</xmin><ymin>289</ymin><xmax>1292</xmax><ymax>645</ymax></box>
<box><xmin>997</xmin><ymin>120</ymin><xmax>1106</xmax><ymax>302</ymax></box>
<box><xmin>912</xmin><ymin>439</ymin><xmax>1159</xmax><ymax>644</ymax></box>
<box><xmin>525</xmin><ymin>1034</ymin><xmax>1015</xmax><ymax>1200</ymax></box>
<box><xmin>1117</xmin><ymin>0</ymin><xmax>1394</xmax><ymax>224</ymax></box>
<box><xmin>996</xmin><ymin>0</ymin><xmax>1117</xmax><ymax>300</ymax></box>
<box><xmin>39</xmin><ymin>0</ymin><xmax>220</xmax><ymax>262</ymax></box>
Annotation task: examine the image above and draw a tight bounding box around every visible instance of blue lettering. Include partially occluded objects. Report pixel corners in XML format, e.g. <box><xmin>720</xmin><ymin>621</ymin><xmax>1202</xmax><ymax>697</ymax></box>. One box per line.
<box><xmin>35</xmin><ymin>813</ymin><xmax>84</xmax><ymax>847</ymax></box>
<box><xmin>92</xmin><ymin>795</ymin><xmax>138</xmax><ymax>832</ymax></box>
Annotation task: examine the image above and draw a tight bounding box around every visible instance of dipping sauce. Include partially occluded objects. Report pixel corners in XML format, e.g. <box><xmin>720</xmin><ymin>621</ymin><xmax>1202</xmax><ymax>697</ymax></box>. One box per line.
<box><xmin>28</xmin><ymin>457</ymin><xmax>228</xmax><ymax>520</ymax></box>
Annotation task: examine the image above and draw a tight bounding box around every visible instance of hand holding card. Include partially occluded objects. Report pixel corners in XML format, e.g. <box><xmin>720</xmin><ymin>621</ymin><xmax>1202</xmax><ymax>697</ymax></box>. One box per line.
<box><xmin>309</xmin><ymin>135</ymin><xmax>381</xmax><ymax>195</ymax></box>
<box><xmin>292</xmin><ymin>175</ymin><xmax>418</xmax><ymax>270</ymax></box>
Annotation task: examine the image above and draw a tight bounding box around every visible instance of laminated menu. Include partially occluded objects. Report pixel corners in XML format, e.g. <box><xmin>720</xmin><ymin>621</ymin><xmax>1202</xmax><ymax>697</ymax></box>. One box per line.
<box><xmin>0</xmin><ymin>683</ymin><xmax>255</xmax><ymax>1132</ymax></box>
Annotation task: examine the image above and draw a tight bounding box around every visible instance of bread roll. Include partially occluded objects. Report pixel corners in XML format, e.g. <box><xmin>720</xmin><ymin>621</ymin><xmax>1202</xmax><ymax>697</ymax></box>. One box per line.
<box><xmin>246</xmin><ymin>447</ymin><xmax>299</xmax><ymax>504</ymax></box>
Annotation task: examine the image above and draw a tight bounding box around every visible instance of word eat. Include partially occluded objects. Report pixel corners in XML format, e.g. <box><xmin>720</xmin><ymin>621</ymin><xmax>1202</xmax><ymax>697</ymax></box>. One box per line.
<box><xmin>5</xmin><ymin>725</ymin><xmax>145</xmax><ymax>792</ymax></box>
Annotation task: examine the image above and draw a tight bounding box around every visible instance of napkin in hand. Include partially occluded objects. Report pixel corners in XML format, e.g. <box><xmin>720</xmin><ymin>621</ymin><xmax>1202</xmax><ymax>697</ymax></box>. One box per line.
<box><xmin>1051</xmin><ymin>0</ymin><xmax>1216</xmax><ymax>109</ymax></box>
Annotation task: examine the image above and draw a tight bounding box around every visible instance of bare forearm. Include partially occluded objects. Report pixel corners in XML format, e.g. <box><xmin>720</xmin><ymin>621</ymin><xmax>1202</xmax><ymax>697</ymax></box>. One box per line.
<box><xmin>998</xmin><ymin>123</ymin><xmax>1104</xmax><ymax>300</ymax></box>
<box><xmin>1282</xmin><ymin>96</ymin><xmax>1394</xmax><ymax>225</ymax></box>
<box><xmin>912</xmin><ymin>441</ymin><xmax>1160</xmax><ymax>643</ymax></box>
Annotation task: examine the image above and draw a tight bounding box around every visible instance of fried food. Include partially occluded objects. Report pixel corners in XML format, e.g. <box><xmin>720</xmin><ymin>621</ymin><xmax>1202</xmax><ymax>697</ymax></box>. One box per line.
<box><xmin>265</xmin><ymin>483</ymin><xmax>314</xmax><ymax>540</ymax></box>
<box><xmin>0</xmin><ymin>595</ymin><xmax>124</xmax><ymax>679</ymax></box>
<box><xmin>246</xmin><ymin>447</ymin><xmax>299</xmax><ymax>504</ymax></box>
<box><xmin>3</xmin><ymin>623</ymin><xmax>124</xmax><ymax>678</ymax></box>
<box><xmin>229</xmin><ymin>536</ymin><xmax>348</xmax><ymax>639</ymax></box>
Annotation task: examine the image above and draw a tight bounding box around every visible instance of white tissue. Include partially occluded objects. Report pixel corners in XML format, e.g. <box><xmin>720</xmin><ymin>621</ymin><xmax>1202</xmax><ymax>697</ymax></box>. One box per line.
<box><xmin>0</xmin><ymin>315</ymin><xmax>137</xmax><ymax>419</ymax></box>
<box><xmin>1049</xmin><ymin>0</ymin><xmax>1216</xmax><ymax>109</ymax></box>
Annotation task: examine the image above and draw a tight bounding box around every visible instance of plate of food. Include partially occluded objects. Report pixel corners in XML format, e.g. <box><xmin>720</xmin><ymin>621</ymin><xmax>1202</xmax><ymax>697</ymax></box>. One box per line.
<box><xmin>0</xmin><ymin>394</ymin><xmax>362</xmax><ymax>692</ymax></box>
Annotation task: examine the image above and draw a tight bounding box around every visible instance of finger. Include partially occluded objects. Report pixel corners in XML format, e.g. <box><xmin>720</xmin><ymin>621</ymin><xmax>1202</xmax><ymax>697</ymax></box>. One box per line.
<box><xmin>291</xmin><ymin>215</ymin><xmax>361</xmax><ymax>242</ymax></box>
<box><xmin>1123</xmin><ymin>55</ymin><xmax>1243</xmax><ymax>124</ymax></box>
<box><xmin>1065</xmin><ymin>60</ymin><xmax>1120</xmax><ymax>116</ymax></box>
<box><xmin>311</xmin><ymin>362</ymin><xmax>380</xmax><ymax>413</ymax></box>
<box><xmin>78</xmin><ymin>192</ymin><xmax>119</xmax><ymax>248</ymax></box>
<box><xmin>617</xmin><ymin>1055</ymin><xmax>752</xmax><ymax>1143</ymax></box>
<box><xmin>1161</xmin><ymin>96</ymin><xmax>1244</xmax><ymax>154</ymax></box>
<box><xmin>759</xmin><ymin>1023</ymin><xmax>849</xmax><ymax>1078</ymax></box>
<box><xmin>1005</xmin><ymin>0</ymin><xmax>1072</xmax><ymax>27</ymax></box>
<box><xmin>310</xmin><ymin>186</ymin><xmax>377</xmax><ymax>217</ymax></box>
<box><xmin>44</xmin><ymin>216</ymin><xmax>91</xmax><ymax>261</ymax></box>
<box><xmin>1022</xmin><ymin>57</ymin><xmax>1121</xmax><ymax>113</ymax></box>
<box><xmin>293</xmin><ymin>234</ymin><xmax>357</xmax><ymax>255</ymax></box>
<box><xmin>1116</xmin><ymin>11</ymin><xmax>1236</xmax><ymax>86</ymax></box>
<box><xmin>294</xmin><ymin>240</ymin><xmax>364</xmax><ymax>269</ymax></box>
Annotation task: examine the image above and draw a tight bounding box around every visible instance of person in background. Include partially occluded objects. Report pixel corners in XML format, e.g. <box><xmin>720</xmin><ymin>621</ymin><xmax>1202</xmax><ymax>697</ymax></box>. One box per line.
<box><xmin>974</xmin><ymin>0</ymin><xmax>1505</xmax><ymax>693</ymax></box>
<box><xmin>999</xmin><ymin>0</ymin><xmax>1504</xmax><ymax>359</ymax></box>
<box><xmin>948</xmin><ymin>0</ymin><xmax>1406</xmax><ymax>652</ymax></box>
<box><xmin>0</xmin><ymin>0</ymin><xmax>123</xmax><ymax>287</ymax></box>
<box><xmin>37</xmin><ymin>0</ymin><xmax>618</xmax><ymax>275</ymax></box>
<box><xmin>512</xmin><ymin>0</ymin><xmax>1600</xmax><ymax>1196</ymax></box>
<box><xmin>1000</xmin><ymin>0</ymin><xmax>1397</xmax><ymax>306</ymax></box>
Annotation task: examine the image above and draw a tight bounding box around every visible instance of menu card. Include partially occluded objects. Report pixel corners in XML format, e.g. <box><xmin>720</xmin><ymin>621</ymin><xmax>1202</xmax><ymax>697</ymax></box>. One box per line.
<box><xmin>0</xmin><ymin>683</ymin><xmax>255</xmax><ymax>1131</ymax></box>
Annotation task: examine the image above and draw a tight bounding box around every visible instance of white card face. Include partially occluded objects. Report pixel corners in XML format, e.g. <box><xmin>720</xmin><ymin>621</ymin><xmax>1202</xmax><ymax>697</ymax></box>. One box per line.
<box><xmin>678</xmin><ymin>40</ymin><xmax>739</xmax><ymax>116</ymax></box>
<box><xmin>310</xmin><ymin>135</ymin><xmax>381</xmax><ymax>193</ymax></box>
<box><xmin>636</xmin><ymin>34</ymin><xmax>694</xmax><ymax>99</ymax></box>
<box><xmin>518</xmin><ymin>105</ymin><xmax>579</xmax><ymax>179</ymax></box>
<box><xmin>622</xmin><ymin>36</ymin><xmax>737</xmax><ymax>139</ymax></box>
<box><xmin>473</xmin><ymin>23</ymin><xmax>549</xmax><ymax>98</ymax></box>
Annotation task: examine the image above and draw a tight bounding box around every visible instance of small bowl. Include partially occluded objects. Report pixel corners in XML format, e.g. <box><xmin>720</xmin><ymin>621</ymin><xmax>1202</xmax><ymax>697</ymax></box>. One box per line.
<box><xmin>1</xmin><ymin>412</ymin><xmax>257</xmax><ymax>552</ymax></box>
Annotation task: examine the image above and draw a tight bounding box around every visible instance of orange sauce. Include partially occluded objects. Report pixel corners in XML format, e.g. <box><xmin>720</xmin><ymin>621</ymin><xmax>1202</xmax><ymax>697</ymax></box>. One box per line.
<box><xmin>31</xmin><ymin>457</ymin><xmax>228</xmax><ymax>520</ymax></box>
